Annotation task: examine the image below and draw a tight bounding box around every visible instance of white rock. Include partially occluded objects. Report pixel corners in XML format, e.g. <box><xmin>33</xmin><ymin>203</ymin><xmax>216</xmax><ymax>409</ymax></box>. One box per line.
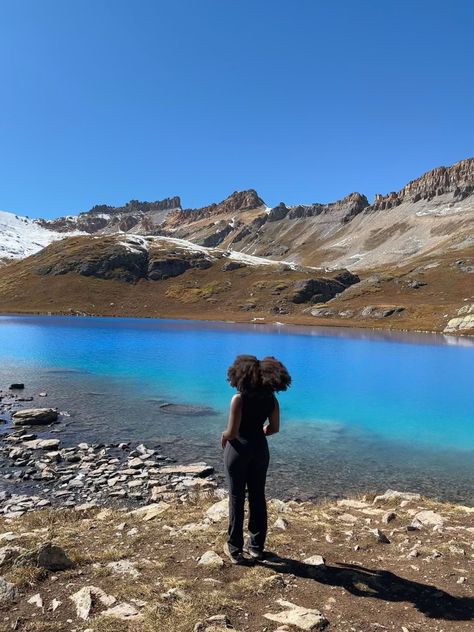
<box><xmin>27</xmin><ymin>593</ymin><xmax>43</xmax><ymax>608</ymax></box>
<box><xmin>264</xmin><ymin>599</ymin><xmax>329</xmax><ymax>630</ymax></box>
<box><xmin>414</xmin><ymin>510</ymin><xmax>445</xmax><ymax>527</ymax></box>
<box><xmin>51</xmin><ymin>598</ymin><xmax>62</xmax><ymax>612</ymax></box>
<box><xmin>205</xmin><ymin>498</ymin><xmax>228</xmax><ymax>522</ymax></box>
<box><xmin>128</xmin><ymin>502</ymin><xmax>169</xmax><ymax>521</ymax></box>
<box><xmin>107</xmin><ymin>560</ymin><xmax>140</xmax><ymax>578</ymax></box>
<box><xmin>274</xmin><ymin>517</ymin><xmax>288</xmax><ymax>530</ymax></box>
<box><xmin>373</xmin><ymin>490</ymin><xmax>421</xmax><ymax>504</ymax></box>
<box><xmin>70</xmin><ymin>586</ymin><xmax>116</xmax><ymax>620</ymax></box>
<box><xmin>101</xmin><ymin>602</ymin><xmax>141</xmax><ymax>619</ymax></box>
<box><xmin>337</xmin><ymin>499</ymin><xmax>370</xmax><ymax>509</ymax></box>
<box><xmin>197</xmin><ymin>550</ymin><xmax>224</xmax><ymax>568</ymax></box>
<box><xmin>338</xmin><ymin>513</ymin><xmax>358</xmax><ymax>524</ymax></box>
<box><xmin>158</xmin><ymin>462</ymin><xmax>214</xmax><ymax>477</ymax></box>
<box><xmin>303</xmin><ymin>555</ymin><xmax>326</xmax><ymax>567</ymax></box>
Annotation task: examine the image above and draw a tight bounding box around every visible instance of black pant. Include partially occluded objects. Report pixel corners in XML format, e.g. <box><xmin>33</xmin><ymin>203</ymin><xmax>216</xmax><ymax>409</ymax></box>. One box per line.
<box><xmin>223</xmin><ymin>436</ymin><xmax>270</xmax><ymax>555</ymax></box>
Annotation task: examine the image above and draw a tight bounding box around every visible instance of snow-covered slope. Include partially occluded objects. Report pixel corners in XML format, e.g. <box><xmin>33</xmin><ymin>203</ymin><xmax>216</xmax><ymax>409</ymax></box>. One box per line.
<box><xmin>0</xmin><ymin>210</ymin><xmax>83</xmax><ymax>263</ymax></box>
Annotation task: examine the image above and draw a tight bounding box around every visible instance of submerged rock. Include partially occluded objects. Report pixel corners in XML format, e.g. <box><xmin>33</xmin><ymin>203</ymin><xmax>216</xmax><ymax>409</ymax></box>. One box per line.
<box><xmin>12</xmin><ymin>408</ymin><xmax>59</xmax><ymax>426</ymax></box>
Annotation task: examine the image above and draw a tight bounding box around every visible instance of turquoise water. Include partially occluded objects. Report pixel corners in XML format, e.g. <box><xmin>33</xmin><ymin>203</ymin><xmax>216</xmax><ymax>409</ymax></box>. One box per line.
<box><xmin>1</xmin><ymin>315</ymin><xmax>473</xmax><ymax>501</ymax></box>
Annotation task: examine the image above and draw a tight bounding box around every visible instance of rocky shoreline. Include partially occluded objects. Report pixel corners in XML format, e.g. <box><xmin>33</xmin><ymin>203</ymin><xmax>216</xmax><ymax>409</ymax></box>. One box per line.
<box><xmin>1</xmin><ymin>384</ymin><xmax>220</xmax><ymax>519</ymax></box>
<box><xmin>1</xmin><ymin>386</ymin><xmax>474</xmax><ymax>631</ymax></box>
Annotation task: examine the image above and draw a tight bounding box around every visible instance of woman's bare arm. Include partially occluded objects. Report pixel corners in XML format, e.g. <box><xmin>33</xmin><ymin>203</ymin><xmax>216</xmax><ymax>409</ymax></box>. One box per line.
<box><xmin>221</xmin><ymin>394</ymin><xmax>242</xmax><ymax>448</ymax></box>
<box><xmin>264</xmin><ymin>397</ymin><xmax>280</xmax><ymax>436</ymax></box>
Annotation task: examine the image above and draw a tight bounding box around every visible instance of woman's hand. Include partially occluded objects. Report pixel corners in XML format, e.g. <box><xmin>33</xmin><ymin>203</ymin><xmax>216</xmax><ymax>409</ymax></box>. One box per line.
<box><xmin>221</xmin><ymin>432</ymin><xmax>228</xmax><ymax>449</ymax></box>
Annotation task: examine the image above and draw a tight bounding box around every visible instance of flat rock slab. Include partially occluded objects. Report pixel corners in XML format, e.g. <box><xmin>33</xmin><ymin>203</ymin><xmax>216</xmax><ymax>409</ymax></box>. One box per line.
<box><xmin>101</xmin><ymin>602</ymin><xmax>141</xmax><ymax>620</ymax></box>
<box><xmin>128</xmin><ymin>501</ymin><xmax>170</xmax><ymax>521</ymax></box>
<box><xmin>159</xmin><ymin>462</ymin><xmax>214</xmax><ymax>478</ymax></box>
<box><xmin>12</xmin><ymin>408</ymin><xmax>59</xmax><ymax>425</ymax></box>
<box><xmin>22</xmin><ymin>438</ymin><xmax>60</xmax><ymax>450</ymax></box>
<box><xmin>373</xmin><ymin>489</ymin><xmax>421</xmax><ymax>504</ymax></box>
<box><xmin>264</xmin><ymin>599</ymin><xmax>329</xmax><ymax>630</ymax></box>
<box><xmin>414</xmin><ymin>509</ymin><xmax>446</xmax><ymax>527</ymax></box>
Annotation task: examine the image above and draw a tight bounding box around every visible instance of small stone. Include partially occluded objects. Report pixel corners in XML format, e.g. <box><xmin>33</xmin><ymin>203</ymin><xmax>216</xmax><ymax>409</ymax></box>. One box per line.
<box><xmin>338</xmin><ymin>513</ymin><xmax>357</xmax><ymax>524</ymax></box>
<box><xmin>70</xmin><ymin>586</ymin><xmax>116</xmax><ymax>620</ymax></box>
<box><xmin>303</xmin><ymin>555</ymin><xmax>326</xmax><ymax>567</ymax></box>
<box><xmin>274</xmin><ymin>518</ymin><xmax>288</xmax><ymax>530</ymax></box>
<box><xmin>128</xmin><ymin>457</ymin><xmax>143</xmax><ymax>469</ymax></box>
<box><xmin>0</xmin><ymin>577</ymin><xmax>19</xmax><ymax>604</ymax></box>
<box><xmin>382</xmin><ymin>511</ymin><xmax>396</xmax><ymax>524</ymax></box>
<box><xmin>27</xmin><ymin>593</ymin><xmax>43</xmax><ymax>608</ymax></box>
<box><xmin>457</xmin><ymin>576</ymin><xmax>467</xmax><ymax>584</ymax></box>
<box><xmin>128</xmin><ymin>502</ymin><xmax>170</xmax><ymax>521</ymax></box>
<box><xmin>161</xmin><ymin>587</ymin><xmax>186</xmax><ymax>601</ymax></box>
<box><xmin>101</xmin><ymin>602</ymin><xmax>141</xmax><ymax>619</ymax></box>
<box><xmin>197</xmin><ymin>550</ymin><xmax>224</xmax><ymax>568</ymax></box>
<box><xmin>107</xmin><ymin>560</ymin><xmax>140</xmax><ymax>578</ymax></box>
<box><xmin>51</xmin><ymin>598</ymin><xmax>62</xmax><ymax>612</ymax></box>
<box><xmin>414</xmin><ymin>510</ymin><xmax>446</xmax><ymax>527</ymax></box>
<box><xmin>369</xmin><ymin>528</ymin><xmax>390</xmax><ymax>544</ymax></box>
<box><xmin>408</xmin><ymin>518</ymin><xmax>423</xmax><ymax>531</ymax></box>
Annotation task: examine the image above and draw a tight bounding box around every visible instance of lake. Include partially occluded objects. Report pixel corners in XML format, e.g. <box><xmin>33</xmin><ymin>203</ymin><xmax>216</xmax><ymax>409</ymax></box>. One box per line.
<box><xmin>1</xmin><ymin>315</ymin><xmax>473</xmax><ymax>503</ymax></box>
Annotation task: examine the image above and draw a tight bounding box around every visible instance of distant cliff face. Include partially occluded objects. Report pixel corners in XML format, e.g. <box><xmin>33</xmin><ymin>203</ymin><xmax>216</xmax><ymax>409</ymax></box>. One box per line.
<box><xmin>371</xmin><ymin>158</ymin><xmax>474</xmax><ymax>210</ymax></box>
<box><xmin>1</xmin><ymin>158</ymin><xmax>474</xmax><ymax>274</ymax></box>
<box><xmin>39</xmin><ymin>196</ymin><xmax>182</xmax><ymax>234</ymax></box>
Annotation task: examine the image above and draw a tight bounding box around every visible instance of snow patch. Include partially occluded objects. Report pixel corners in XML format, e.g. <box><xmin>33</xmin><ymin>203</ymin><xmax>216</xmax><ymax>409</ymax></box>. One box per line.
<box><xmin>0</xmin><ymin>210</ymin><xmax>84</xmax><ymax>261</ymax></box>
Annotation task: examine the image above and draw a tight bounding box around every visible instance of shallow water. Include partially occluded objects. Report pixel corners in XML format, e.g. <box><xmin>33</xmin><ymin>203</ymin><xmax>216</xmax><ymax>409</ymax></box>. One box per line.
<box><xmin>1</xmin><ymin>315</ymin><xmax>473</xmax><ymax>502</ymax></box>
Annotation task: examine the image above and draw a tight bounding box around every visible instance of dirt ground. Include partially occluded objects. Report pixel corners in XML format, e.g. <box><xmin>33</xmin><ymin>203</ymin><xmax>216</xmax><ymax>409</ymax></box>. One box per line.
<box><xmin>1</xmin><ymin>491</ymin><xmax>473</xmax><ymax>632</ymax></box>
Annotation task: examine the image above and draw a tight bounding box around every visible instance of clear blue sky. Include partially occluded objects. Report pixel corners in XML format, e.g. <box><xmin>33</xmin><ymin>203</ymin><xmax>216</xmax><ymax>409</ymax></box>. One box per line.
<box><xmin>1</xmin><ymin>0</ymin><xmax>473</xmax><ymax>218</ymax></box>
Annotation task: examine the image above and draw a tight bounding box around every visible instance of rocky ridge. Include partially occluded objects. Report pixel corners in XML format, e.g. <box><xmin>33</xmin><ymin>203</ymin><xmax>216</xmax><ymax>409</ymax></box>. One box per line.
<box><xmin>0</xmin><ymin>159</ymin><xmax>473</xmax><ymax>335</ymax></box>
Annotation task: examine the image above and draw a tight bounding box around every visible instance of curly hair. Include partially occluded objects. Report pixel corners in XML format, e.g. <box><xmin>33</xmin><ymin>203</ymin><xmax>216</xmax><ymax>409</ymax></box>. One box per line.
<box><xmin>227</xmin><ymin>354</ymin><xmax>291</xmax><ymax>393</ymax></box>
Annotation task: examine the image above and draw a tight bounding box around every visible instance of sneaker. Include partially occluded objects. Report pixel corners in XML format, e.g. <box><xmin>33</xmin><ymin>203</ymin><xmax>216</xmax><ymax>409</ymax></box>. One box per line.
<box><xmin>244</xmin><ymin>545</ymin><xmax>264</xmax><ymax>561</ymax></box>
<box><xmin>223</xmin><ymin>542</ymin><xmax>248</xmax><ymax>565</ymax></box>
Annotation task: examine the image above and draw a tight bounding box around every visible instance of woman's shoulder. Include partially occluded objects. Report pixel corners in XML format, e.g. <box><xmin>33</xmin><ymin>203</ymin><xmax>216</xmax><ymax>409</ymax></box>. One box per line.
<box><xmin>231</xmin><ymin>393</ymin><xmax>243</xmax><ymax>406</ymax></box>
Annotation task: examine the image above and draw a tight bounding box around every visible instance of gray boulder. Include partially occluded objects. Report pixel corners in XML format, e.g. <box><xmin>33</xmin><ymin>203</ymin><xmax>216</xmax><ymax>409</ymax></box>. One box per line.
<box><xmin>0</xmin><ymin>577</ymin><xmax>18</xmax><ymax>604</ymax></box>
<box><xmin>14</xmin><ymin>542</ymin><xmax>74</xmax><ymax>571</ymax></box>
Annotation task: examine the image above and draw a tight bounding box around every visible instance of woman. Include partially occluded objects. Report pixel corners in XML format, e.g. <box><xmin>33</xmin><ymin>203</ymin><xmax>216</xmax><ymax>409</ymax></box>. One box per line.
<box><xmin>221</xmin><ymin>354</ymin><xmax>291</xmax><ymax>565</ymax></box>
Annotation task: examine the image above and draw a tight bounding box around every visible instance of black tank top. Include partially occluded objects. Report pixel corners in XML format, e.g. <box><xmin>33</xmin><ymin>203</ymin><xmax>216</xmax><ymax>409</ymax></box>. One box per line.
<box><xmin>238</xmin><ymin>388</ymin><xmax>276</xmax><ymax>440</ymax></box>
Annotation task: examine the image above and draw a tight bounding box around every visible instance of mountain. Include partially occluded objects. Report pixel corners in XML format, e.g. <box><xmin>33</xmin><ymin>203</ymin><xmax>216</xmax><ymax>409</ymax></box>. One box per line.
<box><xmin>0</xmin><ymin>210</ymin><xmax>83</xmax><ymax>264</ymax></box>
<box><xmin>0</xmin><ymin>159</ymin><xmax>472</xmax><ymax>334</ymax></box>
